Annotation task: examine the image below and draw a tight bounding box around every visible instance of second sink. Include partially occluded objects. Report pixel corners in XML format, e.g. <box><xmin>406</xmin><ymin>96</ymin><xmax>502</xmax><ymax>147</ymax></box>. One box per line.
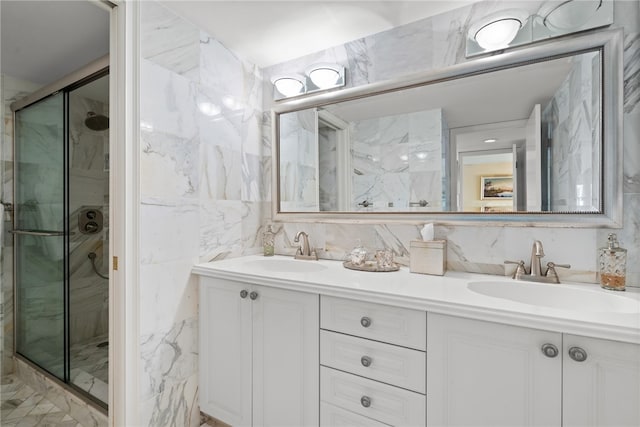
<box><xmin>468</xmin><ymin>280</ymin><xmax>640</xmax><ymax>314</ymax></box>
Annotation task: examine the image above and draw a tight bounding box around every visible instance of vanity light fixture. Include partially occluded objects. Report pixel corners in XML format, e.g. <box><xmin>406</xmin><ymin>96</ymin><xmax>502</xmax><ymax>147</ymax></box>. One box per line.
<box><xmin>272</xmin><ymin>64</ymin><xmax>346</xmax><ymax>100</ymax></box>
<box><xmin>538</xmin><ymin>0</ymin><xmax>603</xmax><ymax>31</ymax></box>
<box><xmin>466</xmin><ymin>1</ymin><xmax>612</xmax><ymax>57</ymax></box>
<box><xmin>468</xmin><ymin>9</ymin><xmax>529</xmax><ymax>51</ymax></box>
<box><xmin>272</xmin><ymin>75</ymin><xmax>306</xmax><ymax>98</ymax></box>
<box><xmin>305</xmin><ymin>63</ymin><xmax>344</xmax><ymax>89</ymax></box>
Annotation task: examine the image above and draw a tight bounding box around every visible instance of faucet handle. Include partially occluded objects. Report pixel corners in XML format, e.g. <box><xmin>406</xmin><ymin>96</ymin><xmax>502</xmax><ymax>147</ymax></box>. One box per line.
<box><xmin>545</xmin><ymin>262</ymin><xmax>571</xmax><ymax>283</ymax></box>
<box><xmin>505</xmin><ymin>260</ymin><xmax>526</xmax><ymax>279</ymax></box>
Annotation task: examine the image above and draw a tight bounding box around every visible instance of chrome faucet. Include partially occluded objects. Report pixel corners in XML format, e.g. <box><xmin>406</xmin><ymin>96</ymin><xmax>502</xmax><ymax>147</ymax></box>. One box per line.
<box><xmin>294</xmin><ymin>231</ymin><xmax>318</xmax><ymax>260</ymax></box>
<box><xmin>505</xmin><ymin>240</ymin><xmax>570</xmax><ymax>284</ymax></box>
<box><xmin>530</xmin><ymin>240</ymin><xmax>545</xmax><ymax>277</ymax></box>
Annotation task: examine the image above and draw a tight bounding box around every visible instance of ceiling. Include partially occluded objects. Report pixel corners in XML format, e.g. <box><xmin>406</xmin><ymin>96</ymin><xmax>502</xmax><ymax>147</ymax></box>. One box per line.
<box><xmin>1</xmin><ymin>1</ymin><xmax>476</xmax><ymax>87</ymax></box>
<box><xmin>160</xmin><ymin>1</ymin><xmax>477</xmax><ymax>67</ymax></box>
<box><xmin>1</xmin><ymin>1</ymin><xmax>110</xmax><ymax>86</ymax></box>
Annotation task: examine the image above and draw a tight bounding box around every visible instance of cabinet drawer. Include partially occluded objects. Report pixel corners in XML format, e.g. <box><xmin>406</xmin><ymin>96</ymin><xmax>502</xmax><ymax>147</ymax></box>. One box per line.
<box><xmin>321</xmin><ymin>330</ymin><xmax>426</xmax><ymax>393</ymax></box>
<box><xmin>320</xmin><ymin>402</ymin><xmax>389</xmax><ymax>427</ymax></box>
<box><xmin>321</xmin><ymin>367</ymin><xmax>425</xmax><ymax>427</ymax></box>
<box><xmin>321</xmin><ymin>296</ymin><xmax>426</xmax><ymax>350</ymax></box>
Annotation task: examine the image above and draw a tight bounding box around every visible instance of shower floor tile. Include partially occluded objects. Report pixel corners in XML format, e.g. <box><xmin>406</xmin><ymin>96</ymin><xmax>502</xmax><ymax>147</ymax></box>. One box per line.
<box><xmin>69</xmin><ymin>334</ymin><xmax>108</xmax><ymax>404</ymax></box>
<box><xmin>0</xmin><ymin>375</ymin><xmax>83</xmax><ymax>426</ymax></box>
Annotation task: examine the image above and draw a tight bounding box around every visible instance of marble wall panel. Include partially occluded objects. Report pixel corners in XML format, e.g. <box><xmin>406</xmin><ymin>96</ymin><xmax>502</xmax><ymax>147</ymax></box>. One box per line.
<box><xmin>262</xmin><ymin>0</ymin><xmax>640</xmax><ymax>287</ymax></box>
<box><xmin>140</xmin><ymin>2</ymin><xmax>264</xmax><ymax>425</ymax></box>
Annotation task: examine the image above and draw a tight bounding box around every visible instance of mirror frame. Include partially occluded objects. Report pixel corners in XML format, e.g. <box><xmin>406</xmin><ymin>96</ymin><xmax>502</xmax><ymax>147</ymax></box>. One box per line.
<box><xmin>271</xmin><ymin>29</ymin><xmax>623</xmax><ymax>227</ymax></box>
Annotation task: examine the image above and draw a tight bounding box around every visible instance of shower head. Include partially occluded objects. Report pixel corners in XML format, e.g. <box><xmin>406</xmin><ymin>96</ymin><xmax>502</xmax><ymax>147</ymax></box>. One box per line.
<box><xmin>84</xmin><ymin>112</ymin><xmax>109</xmax><ymax>131</ymax></box>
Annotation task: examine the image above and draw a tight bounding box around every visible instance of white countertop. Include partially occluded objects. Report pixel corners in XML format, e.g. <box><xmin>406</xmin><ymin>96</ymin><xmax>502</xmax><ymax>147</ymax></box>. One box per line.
<box><xmin>193</xmin><ymin>255</ymin><xmax>640</xmax><ymax>344</ymax></box>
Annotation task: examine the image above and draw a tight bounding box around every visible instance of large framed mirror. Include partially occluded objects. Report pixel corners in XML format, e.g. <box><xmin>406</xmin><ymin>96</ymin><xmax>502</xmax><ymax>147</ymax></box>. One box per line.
<box><xmin>272</xmin><ymin>30</ymin><xmax>622</xmax><ymax>226</ymax></box>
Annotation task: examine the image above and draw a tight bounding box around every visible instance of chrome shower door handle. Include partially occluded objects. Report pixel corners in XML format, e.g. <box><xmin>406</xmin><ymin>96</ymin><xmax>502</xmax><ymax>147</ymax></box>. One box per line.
<box><xmin>9</xmin><ymin>229</ymin><xmax>66</xmax><ymax>237</ymax></box>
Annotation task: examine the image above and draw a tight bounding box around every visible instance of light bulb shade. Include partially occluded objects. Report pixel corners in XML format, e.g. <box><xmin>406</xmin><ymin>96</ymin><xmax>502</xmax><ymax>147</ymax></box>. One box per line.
<box><xmin>539</xmin><ymin>0</ymin><xmax>602</xmax><ymax>31</ymax></box>
<box><xmin>307</xmin><ymin>66</ymin><xmax>340</xmax><ymax>89</ymax></box>
<box><xmin>272</xmin><ymin>76</ymin><xmax>305</xmax><ymax>98</ymax></box>
<box><xmin>475</xmin><ymin>18</ymin><xmax>522</xmax><ymax>50</ymax></box>
<box><xmin>305</xmin><ymin>63</ymin><xmax>345</xmax><ymax>91</ymax></box>
<box><xmin>468</xmin><ymin>9</ymin><xmax>529</xmax><ymax>52</ymax></box>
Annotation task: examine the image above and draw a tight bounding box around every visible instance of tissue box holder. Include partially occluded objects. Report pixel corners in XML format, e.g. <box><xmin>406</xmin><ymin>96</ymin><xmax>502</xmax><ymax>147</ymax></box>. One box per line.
<box><xmin>410</xmin><ymin>240</ymin><xmax>446</xmax><ymax>276</ymax></box>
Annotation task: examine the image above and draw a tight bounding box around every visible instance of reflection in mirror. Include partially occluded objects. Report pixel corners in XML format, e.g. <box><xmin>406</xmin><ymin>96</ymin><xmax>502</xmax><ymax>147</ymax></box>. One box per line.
<box><xmin>277</xmin><ymin>49</ymin><xmax>602</xmax><ymax>214</ymax></box>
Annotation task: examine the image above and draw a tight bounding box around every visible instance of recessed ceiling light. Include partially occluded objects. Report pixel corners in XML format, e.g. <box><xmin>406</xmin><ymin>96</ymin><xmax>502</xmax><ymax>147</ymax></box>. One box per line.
<box><xmin>484</xmin><ymin>138</ymin><xmax>498</xmax><ymax>143</ymax></box>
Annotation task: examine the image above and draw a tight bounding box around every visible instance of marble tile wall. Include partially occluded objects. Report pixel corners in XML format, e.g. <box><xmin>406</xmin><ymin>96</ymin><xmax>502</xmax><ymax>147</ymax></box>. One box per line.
<box><xmin>542</xmin><ymin>51</ymin><xmax>600</xmax><ymax>212</ymax></box>
<box><xmin>350</xmin><ymin>108</ymin><xmax>445</xmax><ymax>211</ymax></box>
<box><xmin>262</xmin><ymin>0</ymin><xmax>640</xmax><ymax>287</ymax></box>
<box><xmin>139</xmin><ymin>2</ymin><xmax>264</xmax><ymax>426</ymax></box>
<box><xmin>1</xmin><ymin>74</ymin><xmax>41</xmax><ymax>376</ymax></box>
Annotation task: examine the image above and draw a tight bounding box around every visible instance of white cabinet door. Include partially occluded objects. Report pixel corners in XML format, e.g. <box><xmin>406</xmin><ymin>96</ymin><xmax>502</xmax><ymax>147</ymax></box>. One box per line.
<box><xmin>199</xmin><ymin>278</ymin><xmax>252</xmax><ymax>427</ymax></box>
<box><xmin>563</xmin><ymin>334</ymin><xmax>640</xmax><ymax>427</ymax></box>
<box><xmin>252</xmin><ymin>285</ymin><xmax>319</xmax><ymax>427</ymax></box>
<box><xmin>427</xmin><ymin>313</ymin><xmax>562</xmax><ymax>427</ymax></box>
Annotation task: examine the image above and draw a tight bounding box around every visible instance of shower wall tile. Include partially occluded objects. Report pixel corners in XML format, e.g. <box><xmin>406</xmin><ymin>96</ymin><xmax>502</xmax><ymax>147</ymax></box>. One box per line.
<box><xmin>261</xmin><ymin>1</ymin><xmax>640</xmax><ymax>287</ymax></box>
<box><xmin>1</xmin><ymin>74</ymin><xmax>42</xmax><ymax>376</ymax></box>
<box><xmin>139</xmin><ymin>2</ymin><xmax>264</xmax><ymax>425</ymax></box>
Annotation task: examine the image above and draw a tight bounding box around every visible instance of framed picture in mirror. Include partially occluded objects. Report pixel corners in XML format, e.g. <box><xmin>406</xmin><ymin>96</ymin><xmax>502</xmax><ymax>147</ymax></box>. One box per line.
<box><xmin>481</xmin><ymin>176</ymin><xmax>513</xmax><ymax>200</ymax></box>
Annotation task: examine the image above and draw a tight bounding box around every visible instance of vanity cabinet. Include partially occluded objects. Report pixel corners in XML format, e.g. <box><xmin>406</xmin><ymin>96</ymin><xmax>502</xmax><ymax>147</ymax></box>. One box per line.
<box><xmin>199</xmin><ymin>277</ymin><xmax>319</xmax><ymax>427</ymax></box>
<box><xmin>320</xmin><ymin>296</ymin><xmax>427</xmax><ymax>426</ymax></box>
<box><xmin>427</xmin><ymin>313</ymin><xmax>640</xmax><ymax>427</ymax></box>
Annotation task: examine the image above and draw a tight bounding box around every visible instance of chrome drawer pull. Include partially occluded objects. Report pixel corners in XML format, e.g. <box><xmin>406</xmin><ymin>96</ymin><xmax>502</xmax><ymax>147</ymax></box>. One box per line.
<box><xmin>360</xmin><ymin>316</ymin><xmax>372</xmax><ymax>328</ymax></box>
<box><xmin>240</xmin><ymin>290</ymin><xmax>248</xmax><ymax>299</ymax></box>
<box><xmin>360</xmin><ymin>396</ymin><xmax>371</xmax><ymax>408</ymax></box>
<box><xmin>360</xmin><ymin>356</ymin><xmax>372</xmax><ymax>367</ymax></box>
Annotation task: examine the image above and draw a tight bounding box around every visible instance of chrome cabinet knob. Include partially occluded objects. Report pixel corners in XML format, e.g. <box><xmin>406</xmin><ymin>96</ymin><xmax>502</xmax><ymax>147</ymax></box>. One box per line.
<box><xmin>361</xmin><ymin>356</ymin><xmax>372</xmax><ymax>367</ymax></box>
<box><xmin>249</xmin><ymin>291</ymin><xmax>258</xmax><ymax>300</ymax></box>
<box><xmin>360</xmin><ymin>396</ymin><xmax>371</xmax><ymax>408</ymax></box>
<box><xmin>568</xmin><ymin>346</ymin><xmax>587</xmax><ymax>362</ymax></box>
<box><xmin>240</xmin><ymin>290</ymin><xmax>248</xmax><ymax>299</ymax></box>
<box><xmin>360</xmin><ymin>316</ymin><xmax>372</xmax><ymax>328</ymax></box>
<box><xmin>541</xmin><ymin>343</ymin><xmax>559</xmax><ymax>358</ymax></box>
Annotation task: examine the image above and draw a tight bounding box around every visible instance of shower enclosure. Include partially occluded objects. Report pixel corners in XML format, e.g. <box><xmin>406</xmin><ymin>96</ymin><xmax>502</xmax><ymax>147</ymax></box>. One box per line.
<box><xmin>11</xmin><ymin>67</ymin><xmax>109</xmax><ymax>408</ymax></box>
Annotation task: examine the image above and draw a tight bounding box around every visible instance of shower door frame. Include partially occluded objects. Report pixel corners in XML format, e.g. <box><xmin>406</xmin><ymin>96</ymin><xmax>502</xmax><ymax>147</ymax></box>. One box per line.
<box><xmin>11</xmin><ymin>61</ymin><xmax>110</xmax><ymax>410</ymax></box>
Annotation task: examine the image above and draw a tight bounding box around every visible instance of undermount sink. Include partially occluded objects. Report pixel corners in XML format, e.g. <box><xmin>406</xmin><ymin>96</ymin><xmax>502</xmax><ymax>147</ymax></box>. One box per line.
<box><xmin>246</xmin><ymin>259</ymin><xmax>328</xmax><ymax>273</ymax></box>
<box><xmin>467</xmin><ymin>281</ymin><xmax>640</xmax><ymax>313</ymax></box>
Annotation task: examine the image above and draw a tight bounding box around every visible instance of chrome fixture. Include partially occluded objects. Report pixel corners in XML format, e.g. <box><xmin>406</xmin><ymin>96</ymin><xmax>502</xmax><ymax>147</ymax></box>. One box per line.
<box><xmin>293</xmin><ymin>231</ymin><xmax>318</xmax><ymax>260</ymax></box>
<box><xmin>466</xmin><ymin>0</ymin><xmax>613</xmax><ymax>57</ymax></box>
<box><xmin>78</xmin><ymin>208</ymin><xmax>104</xmax><ymax>235</ymax></box>
<box><xmin>504</xmin><ymin>240</ymin><xmax>571</xmax><ymax>284</ymax></box>
<box><xmin>84</xmin><ymin>111</ymin><xmax>109</xmax><ymax>131</ymax></box>
<box><xmin>88</xmin><ymin>252</ymin><xmax>108</xmax><ymax>280</ymax></box>
<box><xmin>272</xmin><ymin>63</ymin><xmax>345</xmax><ymax>100</ymax></box>
<box><xmin>409</xmin><ymin>200</ymin><xmax>429</xmax><ymax>207</ymax></box>
<box><xmin>358</xmin><ymin>200</ymin><xmax>373</xmax><ymax>208</ymax></box>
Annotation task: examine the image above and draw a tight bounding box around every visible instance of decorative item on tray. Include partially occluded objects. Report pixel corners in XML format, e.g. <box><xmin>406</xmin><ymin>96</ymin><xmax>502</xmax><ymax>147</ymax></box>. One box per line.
<box><xmin>344</xmin><ymin>243</ymin><xmax>399</xmax><ymax>272</ymax></box>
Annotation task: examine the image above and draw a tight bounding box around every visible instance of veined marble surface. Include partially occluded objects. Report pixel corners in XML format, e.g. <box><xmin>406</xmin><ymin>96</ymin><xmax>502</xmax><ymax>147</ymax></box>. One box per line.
<box><xmin>1</xmin><ymin>74</ymin><xmax>42</xmax><ymax>376</ymax></box>
<box><xmin>140</xmin><ymin>2</ymin><xmax>264</xmax><ymax>425</ymax></box>
<box><xmin>261</xmin><ymin>0</ymin><xmax>640</xmax><ymax>288</ymax></box>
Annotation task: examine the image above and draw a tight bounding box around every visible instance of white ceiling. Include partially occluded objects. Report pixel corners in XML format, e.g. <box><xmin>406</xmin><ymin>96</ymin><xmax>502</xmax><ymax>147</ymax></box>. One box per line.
<box><xmin>1</xmin><ymin>1</ymin><xmax>110</xmax><ymax>85</ymax></box>
<box><xmin>160</xmin><ymin>1</ymin><xmax>477</xmax><ymax>67</ymax></box>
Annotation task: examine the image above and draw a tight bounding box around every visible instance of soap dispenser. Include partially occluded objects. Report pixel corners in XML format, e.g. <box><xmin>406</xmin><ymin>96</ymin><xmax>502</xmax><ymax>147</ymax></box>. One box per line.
<box><xmin>263</xmin><ymin>225</ymin><xmax>275</xmax><ymax>257</ymax></box>
<box><xmin>599</xmin><ymin>233</ymin><xmax>626</xmax><ymax>291</ymax></box>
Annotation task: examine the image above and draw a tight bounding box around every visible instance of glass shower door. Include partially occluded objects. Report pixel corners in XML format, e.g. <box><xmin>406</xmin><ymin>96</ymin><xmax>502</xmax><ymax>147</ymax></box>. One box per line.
<box><xmin>14</xmin><ymin>92</ymin><xmax>66</xmax><ymax>379</ymax></box>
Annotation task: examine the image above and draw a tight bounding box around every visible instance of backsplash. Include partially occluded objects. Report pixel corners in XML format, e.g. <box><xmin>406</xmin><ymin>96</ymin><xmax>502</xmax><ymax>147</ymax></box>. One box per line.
<box><xmin>261</xmin><ymin>0</ymin><xmax>640</xmax><ymax>287</ymax></box>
